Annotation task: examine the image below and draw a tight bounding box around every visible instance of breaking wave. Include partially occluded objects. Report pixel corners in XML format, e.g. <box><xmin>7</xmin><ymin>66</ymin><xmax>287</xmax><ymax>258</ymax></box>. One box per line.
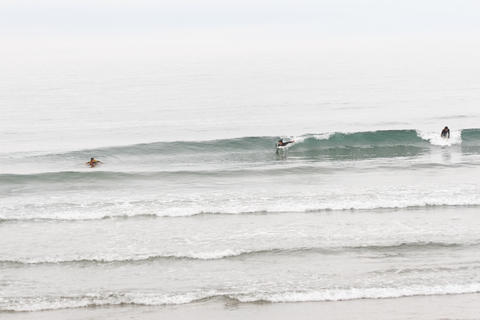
<box><xmin>3</xmin><ymin>284</ymin><xmax>480</xmax><ymax>312</ymax></box>
<box><xmin>7</xmin><ymin>128</ymin><xmax>480</xmax><ymax>160</ymax></box>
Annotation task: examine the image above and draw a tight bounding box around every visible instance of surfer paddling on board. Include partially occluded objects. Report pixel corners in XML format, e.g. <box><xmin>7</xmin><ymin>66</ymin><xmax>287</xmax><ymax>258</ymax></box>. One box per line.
<box><xmin>441</xmin><ymin>126</ymin><xmax>450</xmax><ymax>139</ymax></box>
<box><xmin>276</xmin><ymin>138</ymin><xmax>295</xmax><ymax>157</ymax></box>
<box><xmin>276</xmin><ymin>139</ymin><xmax>295</xmax><ymax>147</ymax></box>
<box><xmin>86</xmin><ymin>157</ymin><xmax>102</xmax><ymax>168</ymax></box>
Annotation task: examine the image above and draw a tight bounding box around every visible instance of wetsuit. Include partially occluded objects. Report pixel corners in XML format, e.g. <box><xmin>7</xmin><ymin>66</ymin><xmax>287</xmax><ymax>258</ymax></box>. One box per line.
<box><xmin>441</xmin><ymin>128</ymin><xmax>450</xmax><ymax>138</ymax></box>
<box><xmin>277</xmin><ymin>141</ymin><xmax>294</xmax><ymax>147</ymax></box>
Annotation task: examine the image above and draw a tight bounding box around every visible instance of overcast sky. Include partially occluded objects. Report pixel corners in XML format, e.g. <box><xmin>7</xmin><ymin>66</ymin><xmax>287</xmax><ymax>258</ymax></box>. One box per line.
<box><xmin>2</xmin><ymin>0</ymin><xmax>480</xmax><ymax>62</ymax></box>
<box><xmin>2</xmin><ymin>0</ymin><xmax>480</xmax><ymax>36</ymax></box>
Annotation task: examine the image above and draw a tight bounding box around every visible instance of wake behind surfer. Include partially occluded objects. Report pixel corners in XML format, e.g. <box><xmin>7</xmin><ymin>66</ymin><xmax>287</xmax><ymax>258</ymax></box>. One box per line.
<box><xmin>86</xmin><ymin>157</ymin><xmax>102</xmax><ymax>168</ymax></box>
<box><xmin>441</xmin><ymin>126</ymin><xmax>450</xmax><ymax>139</ymax></box>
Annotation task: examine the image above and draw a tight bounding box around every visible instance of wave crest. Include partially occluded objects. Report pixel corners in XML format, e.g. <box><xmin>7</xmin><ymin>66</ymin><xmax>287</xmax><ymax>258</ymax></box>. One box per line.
<box><xmin>8</xmin><ymin>128</ymin><xmax>480</xmax><ymax>160</ymax></box>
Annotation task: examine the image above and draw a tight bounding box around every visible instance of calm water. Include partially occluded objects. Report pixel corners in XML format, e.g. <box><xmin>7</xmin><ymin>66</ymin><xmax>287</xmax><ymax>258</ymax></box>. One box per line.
<box><xmin>2</xmin><ymin>50</ymin><xmax>480</xmax><ymax>311</ymax></box>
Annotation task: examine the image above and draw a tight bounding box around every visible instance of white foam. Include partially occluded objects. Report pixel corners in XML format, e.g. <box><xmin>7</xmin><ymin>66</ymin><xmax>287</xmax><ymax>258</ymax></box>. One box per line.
<box><xmin>1</xmin><ymin>201</ymin><xmax>480</xmax><ymax>222</ymax></box>
<box><xmin>1</xmin><ymin>248</ymin><xmax>269</xmax><ymax>265</ymax></box>
<box><xmin>292</xmin><ymin>133</ymin><xmax>332</xmax><ymax>144</ymax></box>
<box><xmin>417</xmin><ymin>129</ymin><xmax>461</xmax><ymax>146</ymax></box>
<box><xmin>0</xmin><ymin>291</ymin><xmax>211</xmax><ymax>312</ymax></box>
<box><xmin>3</xmin><ymin>284</ymin><xmax>480</xmax><ymax>312</ymax></box>
<box><xmin>236</xmin><ymin>283</ymin><xmax>480</xmax><ymax>303</ymax></box>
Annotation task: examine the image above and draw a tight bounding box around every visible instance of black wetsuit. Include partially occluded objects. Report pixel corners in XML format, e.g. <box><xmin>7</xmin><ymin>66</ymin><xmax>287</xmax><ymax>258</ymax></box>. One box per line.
<box><xmin>441</xmin><ymin>128</ymin><xmax>450</xmax><ymax>138</ymax></box>
<box><xmin>277</xmin><ymin>141</ymin><xmax>294</xmax><ymax>147</ymax></box>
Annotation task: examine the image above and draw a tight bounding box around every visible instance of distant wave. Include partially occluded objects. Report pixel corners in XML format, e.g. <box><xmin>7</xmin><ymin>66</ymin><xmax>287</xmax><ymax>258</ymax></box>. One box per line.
<box><xmin>3</xmin><ymin>283</ymin><xmax>480</xmax><ymax>312</ymax></box>
<box><xmin>2</xmin><ymin>241</ymin><xmax>475</xmax><ymax>266</ymax></box>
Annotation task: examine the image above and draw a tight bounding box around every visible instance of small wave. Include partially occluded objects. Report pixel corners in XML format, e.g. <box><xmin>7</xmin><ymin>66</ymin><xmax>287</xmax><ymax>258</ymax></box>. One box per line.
<box><xmin>0</xmin><ymin>248</ymin><xmax>317</xmax><ymax>265</ymax></box>
<box><xmin>3</xmin><ymin>284</ymin><xmax>480</xmax><ymax>312</ymax></box>
<box><xmin>2</xmin><ymin>242</ymin><xmax>475</xmax><ymax>266</ymax></box>
<box><xmin>0</xmin><ymin>167</ymin><xmax>337</xmax><ymax>185</ymax></box>
<box><xmin>352</xmin><ymin>241</ymin><xmax>470</xmax><ymax>251</ymax></box>
<box><xmin>0</xmin><ymin>291</ymin><xmax>211</xmax><ymax>312</ymax></box>
<box><xmin>376</xmin><ymin>264</ymin><xmax>480</xmax><ymax>275</ymax></box>
<box><xmin>3</xmin><ymin>203</ymin><xmax>480</xmax><ymax>222</ymax></box>
<box><xmin>0</xmin><ymin>210</ymin><xmax>276</xmax><ymax>222</ymax></box>
<box><xmin>3</xmin><ymin>160</ymin><xmax>480</xmax><ymax>185</ymax></box>
<box><xmin>0</xmin><ymin>249</ymin><xmax>262</xmax><ymax>265</ymax></box>
<box><xmin>0</xmin><ymin>171</ymin><xmax>136</xmax><ymax>184</ymax></box>
<box><xmin>235</xmin><ymin>284</ymin><xmax>480</xmax><ymax>303</ymax></box>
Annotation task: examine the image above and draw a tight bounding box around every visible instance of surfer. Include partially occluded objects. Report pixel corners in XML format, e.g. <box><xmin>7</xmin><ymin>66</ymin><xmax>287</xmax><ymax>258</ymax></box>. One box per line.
<box><xmin>277</xmin><ymin>139</ymin><xmax>295</xmax><ymax>147</ymax></box>
<box><xmin>86</xmin><ymin>157</ymin><xmax>102</xmax><ymax>168</ymax></box>
<box><xmin>441</xmin><ymin>126</ymin><xmax>450</xmax><ymax>139</ymax></box>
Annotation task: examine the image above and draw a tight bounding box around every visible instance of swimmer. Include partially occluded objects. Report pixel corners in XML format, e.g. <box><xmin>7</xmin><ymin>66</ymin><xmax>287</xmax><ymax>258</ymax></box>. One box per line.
<box><xmin>86</xmin><ymin>157</ymin><xmax>102</xmax><ymax>168</ymax></box>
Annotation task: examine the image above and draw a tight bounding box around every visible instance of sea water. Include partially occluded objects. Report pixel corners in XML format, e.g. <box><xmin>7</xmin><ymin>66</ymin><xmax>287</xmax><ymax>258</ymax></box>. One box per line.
<box><xmin>1</xmin><ymin>48</ymin><xmax>480</xmax><ymax>312</ymax></box>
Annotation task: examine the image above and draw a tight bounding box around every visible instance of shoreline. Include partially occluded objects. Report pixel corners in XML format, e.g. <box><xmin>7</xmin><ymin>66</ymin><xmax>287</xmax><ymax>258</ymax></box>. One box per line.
<box><xmin>3</xmin><ymin>293</ymin><xmax>480</xmax><ymax>320</ymax></box>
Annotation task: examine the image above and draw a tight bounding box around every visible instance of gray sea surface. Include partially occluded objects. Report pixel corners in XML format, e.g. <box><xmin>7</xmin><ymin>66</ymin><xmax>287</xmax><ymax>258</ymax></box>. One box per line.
<box><xmin>2</xmin><ymin>48</ymin><xmax>480</xmax><ymax>312</ymax></box>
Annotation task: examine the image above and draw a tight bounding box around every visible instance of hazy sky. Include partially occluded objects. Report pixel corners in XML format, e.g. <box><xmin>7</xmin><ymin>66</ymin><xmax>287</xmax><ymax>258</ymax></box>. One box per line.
<box><xmin>2</xmin><ymin>0</ymin><xmax>480</xmax><ymax>36</ymax></box>
<box><xmin>1</xmin><ymin>0</ymin><xmax>480</xmax><ymax>62</ymax></box>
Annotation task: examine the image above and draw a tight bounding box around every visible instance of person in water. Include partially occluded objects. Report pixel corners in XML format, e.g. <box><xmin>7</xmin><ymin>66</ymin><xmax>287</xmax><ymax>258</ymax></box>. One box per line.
<box><xmin>277</xmin><ymin>139</ymin><xmax>295</xmax><ymax>147</ymax></box>
<box><xmin>441</xmin><ymin>126</ymin><xmax>450</xmax><ymax>139</ymax></box>
<box><xmin>86</xmin><ymin>157</ymin><xmax>102</xmax><ymax>168</ymax></box>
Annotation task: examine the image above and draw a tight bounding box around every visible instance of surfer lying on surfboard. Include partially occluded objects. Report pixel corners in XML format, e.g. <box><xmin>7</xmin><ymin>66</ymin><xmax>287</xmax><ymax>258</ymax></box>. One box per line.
<box><xmin>86</xmin><ymin>157</ymin><xmax>102</xmax><ymax>168</ymax></box>
<box><xmin>277</xmin><ymin>139</ymin><xmax>295</xmax><ymax>147</ymax></box>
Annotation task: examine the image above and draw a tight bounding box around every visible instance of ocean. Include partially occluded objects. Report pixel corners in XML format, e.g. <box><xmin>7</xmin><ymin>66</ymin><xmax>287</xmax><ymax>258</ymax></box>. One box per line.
<box><xmin>2</xmin><ymin>50</ymin><xmax>480</xmax><ymax>314</ymax></box>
